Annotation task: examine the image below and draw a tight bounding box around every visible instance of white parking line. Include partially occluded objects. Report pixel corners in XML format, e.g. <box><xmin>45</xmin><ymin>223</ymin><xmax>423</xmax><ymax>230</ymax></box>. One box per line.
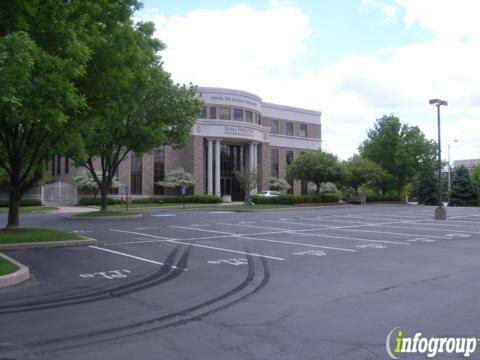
<box><xmin>220</xmin><ymin>222</ymin><xmax>409</xmax><ymax>245</ymax></box>
<box><xmin>235</xmin><ymin>235</ymin><xmax>357</xmax><ymax>252</ymax></box>
<box><xmin>377</xmin><ymin>224</ymin><xmax>477</xmax><ymax>234</ymax></box>
<box><xmin>110</xmin><ymin>229</ymin><xmax>285</xmax><ymax>261</ymax></box>
<box><xmin>89</xmin><ymin>245</ymin><xmax>186</xmax><ymax>270</ymax></box>
<box><xmin>172</xmin><ymin>225</ymin><xmax>357</xmax><ymax>252</ymax></box>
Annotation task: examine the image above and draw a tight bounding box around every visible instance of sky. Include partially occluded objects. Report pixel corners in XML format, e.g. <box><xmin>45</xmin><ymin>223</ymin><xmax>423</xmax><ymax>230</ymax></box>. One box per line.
<box><xmin>137</xmin><ymin>0</ymin><xmax>480</xmax><ymax>161</ymax></box>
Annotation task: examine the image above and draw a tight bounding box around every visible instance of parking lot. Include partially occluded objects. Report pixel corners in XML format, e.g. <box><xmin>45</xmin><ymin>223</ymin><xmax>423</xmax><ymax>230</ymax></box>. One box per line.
<box><xmin>2</xmin><ymin>204</ymin><xmax>480</xmax><ymax>359</ymax></box>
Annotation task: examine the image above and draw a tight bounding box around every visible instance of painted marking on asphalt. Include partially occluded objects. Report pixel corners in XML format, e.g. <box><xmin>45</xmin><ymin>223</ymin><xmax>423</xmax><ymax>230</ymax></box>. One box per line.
<box><xmin>209</xmin><ymin>211</ymin><xmax>234</xmax><ymax>214</ymax></box>
<box><xmin>380</xmin><ymin>224</ymin><xmax>477</xmax><ymax>234</ymax></box>
<box><xmin>151</xmin><ymin>214</ymin><xmax>177</xmax><ymax>217</ymax></box>
<box><xmin>172</xmin><ymin>225</ymin><xmax>356</xmax><ymax>252</ymax></box>
<box><xmin>207</xmin><ymin>258</ymin><xmax>248</xmax><ymax>266</ymax></box>
<box><xmin>292</xmin><ymin>250</ymin><xmax>326</xmax><ymax>257</ymax></box>
<box><xmin>219</xmin><ymin>222</ymin><xmax>409</xmax><ymax>245</ymax></box>
<box><xmin>355</xmin><ymin>244</ymin><xmax>387</xmax><ymax>249</ymax></box>
<box><xmin>170</xmin><ymin>226</ymin><xmax>236</xmax><ymax>235</ymax></box>
<box><xmin>110</xmin><ymin>229</ymin><xmax>285</xmax><ymax>261</ymax></box>
<box><xmin>237</xmin><ymin>235</ymin><xmax>357</xmax><ymax>252</ymax></box>
<box><xmin>407</xmin><ymin>238</ymin><xmax>436</xmax><ymax>243</ymax></box>
<box><xmin>80</xmin><ymin>269</ymin><xmax>131</xmax><ymax>280</ymax></box>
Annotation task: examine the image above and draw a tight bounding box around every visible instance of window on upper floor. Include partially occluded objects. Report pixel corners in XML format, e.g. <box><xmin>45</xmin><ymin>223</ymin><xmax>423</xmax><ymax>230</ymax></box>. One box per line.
<box><xmin>286</xmin><ymin>150</ymin><xmax>294</xmax><ymax>165</ymax></box>
<box><xmin>256</xmin><ymin>113</ymin><xmax>261</xmax><ymax>125</ymax></box>
<box><xmin>286</xmin><ymin>122</ymin><xmax>294</xmax><ymax>136</ymax></box>
<box><xmin>300</xmin><ymin>124</ymin><xmax>307</xmax><ymax>137</ymax></box>
<box><xmin>271</xmin><ymin>148</ymin><xmax>279</xmax><ymax>178</ymax></box>
<box><xmin>271</xmin><ymin>120</ymin><xmax>279</xmax><ymax>134</ymax></box>
<box><xmin>219</xmin><ymin>107</ymin><xmax>231</xmax><ymax>120</ymax></box>
<box><xmin>233</xmin><ymin>108</ymin><xmax>243</xmax><ymax>121</ymax></box>
<box><xmin>209</xmin><ymin>106</ymin><xmax>217</xmax><ymax>119</ymax></box>
<box><xmin>245</xmin><ymin>110</ymin><xmax>253</xmax><ymax>123</ymax></box>
<box><xmin>200</xmin><ymin>106</ymin><xmax>207</xmax><ymax>118</ymax></box>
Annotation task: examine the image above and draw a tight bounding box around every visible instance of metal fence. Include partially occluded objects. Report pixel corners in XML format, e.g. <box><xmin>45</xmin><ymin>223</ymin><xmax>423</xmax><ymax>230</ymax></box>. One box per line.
<box><xmin>42</xmin><ymin>182</ymin><xmax>77</xmax><ymax>206</ymax></box>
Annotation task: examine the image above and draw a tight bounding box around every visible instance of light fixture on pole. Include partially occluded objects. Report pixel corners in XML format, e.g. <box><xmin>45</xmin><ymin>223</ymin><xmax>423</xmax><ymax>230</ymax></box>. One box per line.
<box><xmin>429</xmin><ymin>98</ymin><xmax>448</xmax><ymax>220</ymax></box>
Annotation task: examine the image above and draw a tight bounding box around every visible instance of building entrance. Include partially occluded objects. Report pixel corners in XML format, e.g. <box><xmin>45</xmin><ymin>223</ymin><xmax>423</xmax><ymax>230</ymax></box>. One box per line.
<box><xmin>220</xmin><ymin>144</ymin><xmax>245</xmax><ymax>201</ymax></box>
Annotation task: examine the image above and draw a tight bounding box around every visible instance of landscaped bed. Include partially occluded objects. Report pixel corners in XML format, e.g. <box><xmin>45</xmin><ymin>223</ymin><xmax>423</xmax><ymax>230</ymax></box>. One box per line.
<box><xmin>0</xmin><ymin>228</ymin><xmax>82</xmax><ymax>244</ymax></box>
<box><xmin>0</xmin><ymin>257</ymin><xmax>18</xmax><ymax>276</ymax></box>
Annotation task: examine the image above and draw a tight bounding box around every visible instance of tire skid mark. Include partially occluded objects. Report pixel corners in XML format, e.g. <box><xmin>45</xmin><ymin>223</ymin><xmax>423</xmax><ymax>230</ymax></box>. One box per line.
<box><xmin>0</xmin><ymin>246</ymin><xmax>187</xmax><ymax>315</ymax></box>
<box><xmin>0</xmin><ymin>248</ymin><xmax>270</xmax><ymax>357</ymax></box>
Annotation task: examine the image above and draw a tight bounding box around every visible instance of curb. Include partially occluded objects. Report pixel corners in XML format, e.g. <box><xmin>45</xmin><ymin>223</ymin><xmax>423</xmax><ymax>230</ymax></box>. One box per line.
<box><xmin>0</xmin><ymin>252</ymin><xmax>30</xmax><ymax>288</ymax></box>
<box><xmin>0</xmin><ymin>237</ymin><xmax>97</xmax><ymax>251</ymax></box>
<box><xmin>68</xmin><ymin>214</ymin><xmax>143</xmax><ymax>220</ymax></box>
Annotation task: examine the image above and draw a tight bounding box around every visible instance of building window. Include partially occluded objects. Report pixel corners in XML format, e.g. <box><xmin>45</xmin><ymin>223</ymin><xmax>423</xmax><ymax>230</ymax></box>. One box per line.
<box><xmin>51</xmin><ymin>157</ymin><xmax>55</xmax><ymax>177</ymax></box>
<box><xmin>219</xmin><ymin>107</ymin><xmax>231</xmax><ymax>120</ymax></box>
<box><xmin>153</xmin><ymin>147</ymin><xmax>165</xmax><ymax>195</ymax></box>
<box><xmin>256</xmin><ymin>113</ymin><xmax>261</xmax><ymax>125</ymax></box>
<box><xmin>233</xmin><ymin>108</ymin><xmax>243</xmax><ymax>121</ymax></box>
<box><xmin>300</xmin><ymin>124</ymin><xmax>307</xmax><ymax>137</ymax></box>
<box><xmin>209</xmin><ymin>106</ymin><xmax>217</xmax><ymax>119</ymax></box>
<box><xmin>130</xmin><ymin>153</ymin><xmax>143</xmax><ymax>194</ymax></box>
<box><xmin>245</xmin><ymin>110</ymin><xmax>253</xmax><ymax>123</ymax></box>
<box><xmin>56</xmin><ymin>156</ymin><xmax>61</xmax><ymax>175</ymax></box>
<box><xmin>286</xmin><ymin>150</ymin><xmax>294</xmax><ymax>165</ymax></box>
<box><xmin>200</xmin><ymin>106</ymin><xmax>207</xmax><ymax>118</ymax></box>
<box><xmin>64</xmin><ymin>157</ymin><xmax>69</xmax><ymax>175</ymax></box>
<box><xmin>271</xmin><ymin>120</ymin><xmax>279</xmax><ymax>134</ymax></box>
<box><xmin>271</xmin><ymin>148</ymin><xmax>279</xmax><ymax>178</ymax></box>
<box><xmin>286</xmin><ymin>122</ymin><xmax>294</xmax><ymax>136</ymax></box>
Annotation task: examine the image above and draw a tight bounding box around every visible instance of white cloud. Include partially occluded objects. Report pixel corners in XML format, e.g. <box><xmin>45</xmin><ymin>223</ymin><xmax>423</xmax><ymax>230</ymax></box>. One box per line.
<box><xmin>141</xmin><ymin>2</ymin><xmax>480</xmax><ymax>161</ymax></box>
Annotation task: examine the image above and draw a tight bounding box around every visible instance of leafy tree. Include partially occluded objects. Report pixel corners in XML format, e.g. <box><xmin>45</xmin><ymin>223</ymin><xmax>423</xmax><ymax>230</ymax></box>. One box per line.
<box><xmin>234</xmin><ymin>168</ymin><xmax>260</xmax><ymax>200</ymax></box>
<box><xmin>159</xmin><ymin>168</ymin><xmax>195</xmax><ymax>195</ymax></box>
<box><xmin>72</xmin><ymin>3</ymin><xmax>203</xmax><ymax>211</ymax></box>
<box><xmin>287</xmin><ymin>150</ymin><xmax>343</xmax><ymax>194</ymax></box>
<box><xmin>342</xmin><ymin>155</ymin><xmax>390</xmax><ymax>196</ymax></box>
<box><xmin>73</xmin><ymin>169</ymin><xmax>121</xmax><ymax>198</ymax></box>
<box><xmin>0</xmin><ymin>25</ymin><xmax>88</xmax><ymax>227</ymax></box>
<box><xmin>449</xmin><ymin>165</ymin><xmax>478</xmax><ymax>206</ymax></box>
<box><xmin>268</xmin><ymin>177</ymin><xmax>291</xmax><ymax>192</ymax></box>
<box><xmin>413</xmin><ymin>165</ymin><xmax>438</xmax><ymax>205</ymax></box>
<box><xmin>360</xmin><ymin>115</ymin><xmax>437</xmax><ymax>195</ymax></box>
<box><xmin>471</xmin><ymin>165</ymin><xmax>480</xmax><ymax>201</ymax></box>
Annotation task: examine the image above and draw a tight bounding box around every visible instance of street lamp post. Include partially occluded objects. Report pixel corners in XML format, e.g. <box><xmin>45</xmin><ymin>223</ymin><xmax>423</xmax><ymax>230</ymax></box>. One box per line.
<box><xmin>429</xmin><ymin>98</ymin><xmax>448</xmax><ymax>220</ymax></box>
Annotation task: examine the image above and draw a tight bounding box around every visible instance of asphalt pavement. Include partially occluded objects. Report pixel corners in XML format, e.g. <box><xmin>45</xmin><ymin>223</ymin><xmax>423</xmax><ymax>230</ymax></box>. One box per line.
<box><xmin>1</xmin><ymin>204</ymin><xmax>480</xmax><ymax>359</ymax></box>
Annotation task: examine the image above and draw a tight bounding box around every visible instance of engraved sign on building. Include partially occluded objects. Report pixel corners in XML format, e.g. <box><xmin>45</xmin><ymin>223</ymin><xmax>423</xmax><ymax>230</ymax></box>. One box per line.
<box><xmin>224</xmin><ymin>126</ymin><xmax>254</xmax><ymax>138</ymax></box>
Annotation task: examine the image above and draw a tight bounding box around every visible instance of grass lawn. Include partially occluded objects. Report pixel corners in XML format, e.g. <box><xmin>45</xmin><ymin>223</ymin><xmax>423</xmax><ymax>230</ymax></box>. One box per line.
<box><xmin>106</xmin><ymin>203</ymin><xmax>220</xmax><ymax>211</ymax></box>
<box><xmin>0</xmin><ymin>257</ymin><xmax>18</xmax><ymax>276</ymax></box>
<box><xmin>0</xmin><ymin>228</ymin><xmax>82</xmax><ymax>244</ymax></box>
<box><xmin>74</xmin><ymin>210</ymin><xmax>141</xmax><ymax>217</ymax></box>
<box><xmin>0</xmin><ymin>206</ymin><xmax>58</xmax><ymax>214</ymax></box>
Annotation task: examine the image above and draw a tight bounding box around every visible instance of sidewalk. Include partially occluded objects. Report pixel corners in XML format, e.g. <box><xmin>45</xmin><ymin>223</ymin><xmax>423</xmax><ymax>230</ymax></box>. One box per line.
<box><xmin>52</xmin><ymin>206</ymin><xmax>95</xmax><ymax>214</ymax></box>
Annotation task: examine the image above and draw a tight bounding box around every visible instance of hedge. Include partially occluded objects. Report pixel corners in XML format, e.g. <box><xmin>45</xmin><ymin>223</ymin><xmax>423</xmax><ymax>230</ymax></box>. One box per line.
<box><xmin>0</xmin><ymin>199</ymin><xmax>42</xmax><ymax>207</ymax></box>
<box><xmin>161</xmin><ymin>195</ymin><xmax>223</xmax><ymax>204</ymax></box>
<box><xmin>78</xmin><ymin>197</ymin><xmax>121</xmax><ymax>206</ymax></box>
<box><xmin>249</xmin><ymin>194</ymin><xmax>339</xmax><ymax>205</ymax></box>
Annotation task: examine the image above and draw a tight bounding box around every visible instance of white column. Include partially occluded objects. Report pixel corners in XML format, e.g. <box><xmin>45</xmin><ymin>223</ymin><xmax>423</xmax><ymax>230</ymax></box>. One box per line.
<box><xmin>215</xmin><ymin>139</ymin><xmax>221</xmax><ymax>196</ymax></box>
<box><xmin>207</xmin><ymin>139</ymin><xmax>213</xmax><ymax>195</ymax></box>
<box><xmin>253</xmin><ymin>143</ymin><xmax>258</xmax><ymax>169</ymax></box>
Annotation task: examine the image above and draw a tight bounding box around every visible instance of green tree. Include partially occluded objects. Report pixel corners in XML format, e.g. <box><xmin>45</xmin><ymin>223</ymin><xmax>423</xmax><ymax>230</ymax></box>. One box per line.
<box><xmin>360</xmin><ymin>115</ymin><xmax>437</xmax><ymax>195</ymax></box>
<box><xmin>471</xmin><ymin>165</ymin><xmax>480</xmax><ymax>201</ymax></box>
<box><xmin>73</xmin><ymin>169</ymin><xmax>121</xmax><ymax>198</ymax></box>
<box><xmin>413</xmin><ymin>165</ymin><xmax>438</xmax><ymax>205</ymax></box>
<box><xmin>287</xmin><ymin>150</ymin><xmax>343</xmax><ymax>194</ymax></box>
<box><xmin>449</xmin><ymin>166</ymin><xmax>478</xmax><ymax>206</ymax></box>
<box><xmin>0</xmin><ymin>28</ymin><xmax>88</xmax><ymax>227</ymax></box>
<box><xmin>342</xmin><ymin>155</ymin><xmax>390</xmax><ymax>196</ymax></box>
<box><xmin>72</xmin><ymin>4</ymin><xmax>202</xmax><ymax>211</ymax></box>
